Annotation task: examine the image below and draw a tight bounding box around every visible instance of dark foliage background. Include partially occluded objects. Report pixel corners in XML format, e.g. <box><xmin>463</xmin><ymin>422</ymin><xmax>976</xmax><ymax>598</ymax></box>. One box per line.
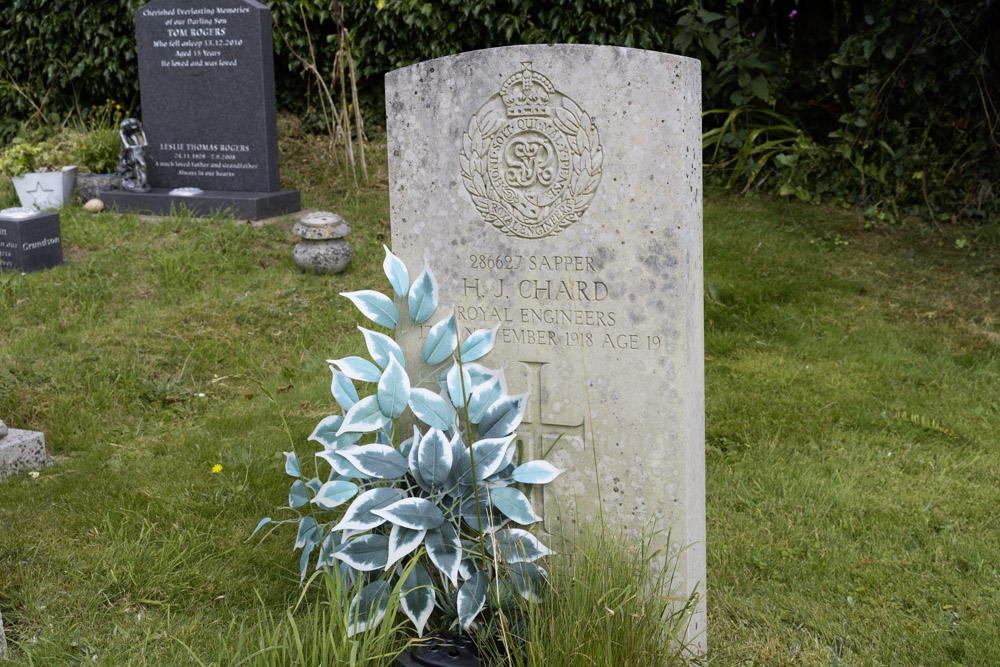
<box><xmin>1</xmin><ymin>0</ymin><xmax>996</xmax><ymax>223</ymax></box>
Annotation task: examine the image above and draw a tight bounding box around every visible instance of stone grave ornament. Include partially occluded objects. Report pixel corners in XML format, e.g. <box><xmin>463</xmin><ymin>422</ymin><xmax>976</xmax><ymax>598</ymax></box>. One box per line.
<box><xmin>292</xmin><ymin>211</ymin><xmax>352</xmax><ymax>274</ymax></box>
<box><xmin>102</xmin><ymin>0</ymin><xmax>300</xmax><ymax>220</ymax></box>
<box><xmin>387</xmin><ymin>45</ymin><xmax>705</xmax><ymax>648</ymax></box>
<box><xmin>0</xmin><ymin>207</ymin><xmax>63</xmax><ymax>273</ymax></box>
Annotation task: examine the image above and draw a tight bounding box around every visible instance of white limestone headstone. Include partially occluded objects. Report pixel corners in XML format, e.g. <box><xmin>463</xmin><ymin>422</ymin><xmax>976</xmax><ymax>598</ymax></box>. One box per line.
<box><xmin>387</xmin><ymin>45</ymin><xmax>705</xmax><ymax>646</ymax></box>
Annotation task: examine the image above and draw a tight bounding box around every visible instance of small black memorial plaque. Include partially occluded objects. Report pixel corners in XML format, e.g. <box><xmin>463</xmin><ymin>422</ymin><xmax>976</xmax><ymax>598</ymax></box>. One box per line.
<box><xmin>0</xmin><ymin>209</ymin><xmax>63</xmax><ymax>273</ymax></box>
<box><xmin>106</xmin><ymin>0</ymin><xmax>300</xmax><ymax>220</ymax></box>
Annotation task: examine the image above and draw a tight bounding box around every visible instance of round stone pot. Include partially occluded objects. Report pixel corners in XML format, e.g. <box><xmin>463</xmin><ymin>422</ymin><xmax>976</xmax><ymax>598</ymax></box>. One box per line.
<box><xmin>395</xmin><ymin>633</ymin><xmax>482</xmax><ymax>667</ymax></box>
<box><xmin>293</xmin><ymin>211</ymin><xmax>353</xmax><ymax>274</ymax></box>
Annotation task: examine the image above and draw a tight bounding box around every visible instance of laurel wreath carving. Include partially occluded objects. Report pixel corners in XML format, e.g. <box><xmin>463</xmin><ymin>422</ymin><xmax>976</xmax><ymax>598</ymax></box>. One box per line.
<box><xmin>460</xmin><ymin>97</ymin><xmax>603</xmax><ymax>239</ymax></box>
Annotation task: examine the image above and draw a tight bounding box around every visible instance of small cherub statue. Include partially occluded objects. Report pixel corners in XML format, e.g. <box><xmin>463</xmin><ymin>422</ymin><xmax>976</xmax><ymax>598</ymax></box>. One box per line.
<box><xmin>116</xmin><ymin>118</ymin><xmax>151</xmax><ymax>193</ymax></box>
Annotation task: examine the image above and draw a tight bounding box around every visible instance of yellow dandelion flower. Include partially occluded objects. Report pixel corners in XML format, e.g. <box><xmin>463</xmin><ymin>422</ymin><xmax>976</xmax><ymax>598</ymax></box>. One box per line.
<box><xmin>212</xmin><ymin>463</ymin><xmax>223</xmax><ymax>473</ymax></box>
<box><xmin>376</xmin><ymin>0</ymin><xmax>385</xmax><ymax>9</ymax></box>
<box><xmin>115</xmin><ymin>104</ymin><xmax>121</xmax><ymax>110</ymax></box>
<box><xmin>81</xmin><ymin>145</ymin><xmax>88</xmax><ymax>150</ymax></box>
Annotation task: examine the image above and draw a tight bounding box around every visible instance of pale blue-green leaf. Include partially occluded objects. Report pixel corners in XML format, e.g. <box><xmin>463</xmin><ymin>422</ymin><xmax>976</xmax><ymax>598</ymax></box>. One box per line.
<box><xmin>399</xmin><ymin>427</ymin><xmax>418</xmax><ymax>458</ymax></box>
<box><xmin>347</xmin><ymin>580</ymin><xmax>391</xmax><ymax>637</ymax></box>
<box><xmin>288</xmin><ymin>480</ymin><xmax>309</xmax><ymax>508</ymax></box>
<box><xmin>382</xmin><ymin>245</ymin><xmax>409</xmax><ymax>297</ymax></box>
<box><xmin>316</xmin><ymin>531</ymin><xmax>343</xmax><ymax>568</ymax></box>
<box><xmin>250</xmin><ymin>517</ymin><xmax>271</xmax><ymax>538</ymax></box>
<box><xmin>335</xmin><ymin>534</ymin><xmax>390</xmax><ymax>572</ymax></box>
<box><xmin>400</xmin><ymin>561</ymin><xmax>435</xmax><ymax>636</ymax></box>
<box><xmin>338</xmin><ymin>444</ymin><xmax>408</xmax><ymax>479</ymax></box>
<box><xmin>333</xmin><ymin>487</ymin><xmax>403</xmax><ymax>531</ymax></box>
<box><xmin>317</xmin><ymin>448</ymin><xmax>366</xmax><ymax>479</ymax></box>
<box><xmin>425</xmin><ymin>523</ymin><xmax>461</xmax><ymax>586</ymax></box>
<box><xmin>377</xmin><ymin>356</ymin><xmax>410</xmax><ymax>419</ymax></box>
<box><xmin>372</xmin><ymin>497</ymin><xmax>445</xmax><ymax>530</ymax></box>
<box><xmin>489</xmin><ymin>486</ymin><xmax>541</xmax><ymax>525</ymax></box>
<box><xmin>407</xmin><ymin>264</ymin><xmax>439</xmax><ymax>324</ymax></box>
<box><xmin>406</xmin><ymin>427</ymin><xmax>431</xmax><ymax>492</ymax></box>
<box><xmin>479</xmin><ymin>394</ymin><xmax>527</xmax><ymax>439</ymax></box>
<box><xmin>459</xmin><ymin>324</ymin><xmax>499</xmax><ymax>362</ymax></box>
<box><xmin>457</xmin><ymin>571</ymin><xmax>489</xmax><ymax>630</ymax></box>
<box><xmin>306</xmin><ymin>477</ymin><xmax>322</xmax><ymax>495</ymax></box>
<box><xmin>332</xmin><ymin>356</ymin><xmax>382</xmax><ymax>383</ymax></box>
<box><xmin>308</xmin><ymin>415</ymin><xmax>362</xmax><ymax>450</ymax></box>
<box><xmin>489</xmin><ymin>528</ymin><xmax>551</xmax><ymax>563</ymax></box>
<box><xmin>445</xmin><ymin>362</ymin><xmax>472</xmax><ymax>408</ymax></box>
<box><xmin>299</xmin><ymin>540</ymin><xmax>316</xmax><ymax>582</ymax></box>
<box><xmin>512</xmin><ymin>460</ymin><xmax>565</xmax><ymax>484</ymax></box>
<box><xmin>415</xmin><ymin>427</ymin><xmax>453</xmax><ymax>487</ymax></box>
<box><xmin>422</xmin><ymin>313</ymin><xmax>458</xmax><ymax>365</ymax></box>
<box><xmin>359</xmin><ymin>327</ymin><xmax>405</xmax><ymax>370</ymax></box>
<box><xmin>329</xmin><ymin>367</ymin><xmax>359</xmax><ymax>409</ymax></box>
<box><xmin>312</xmin><ymin>479</ymin><xmax>359</xmax><ymax>510</ymax></box>
<box><xmin>507</xmin><ymin>561</ymin><xmax>548</xmax><ymax>602</ymax></box>
<box><xmin>295</xmin><ymin>516</ymin><xmax>319</xmax><ymax>550</ymax></box>
<box><xmin>455</xmin><ymin>435</ymin><xmax>516</xmax><ymax>485</ymax></box>
<box><xmin>385</xmin><ymin>525</ymin><xmax>426</xmax><ymax>570</ymax></box>
<box><xmin>467</xmin><ymin>374</ymin><xmax>505</xmax><ymax>425</ymax></box>
<box><xmin>284</xmin><ymin>451</ymin><xmax>300</xmax><ymax>477</ymax></box>
<box><xmin>375</xmin><ymin>430</ymin><xmax>392</xmax><ymax>446</ymax></box>
<box><xmin>408</xmin><ymin>388</ymin><xmax>455</xmax><ymax>430</ymax></box>
<box><xmin>340</xmin><ymin>290</ymin><xmax>399</xmax><ymax>329</ymax></box>
<box><xmin>338</xmin><ymin>395</ymin><xmax>390</xmax><ymax>435</ymax></box>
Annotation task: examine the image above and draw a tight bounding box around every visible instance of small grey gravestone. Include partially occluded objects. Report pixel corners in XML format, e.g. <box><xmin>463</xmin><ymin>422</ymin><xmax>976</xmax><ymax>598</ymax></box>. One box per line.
<box><xmin>387</xmin><ymin>45</ymin><xmax>705</xmax><ymax>646</ymax></box>
<box><xmin>0</xmin><ymin>208</ymin><xmax>63</xmax><ymax>273</ymax></box>
<box><xmin>0</xmin><ymin>419</ymin><xmax>50</xmax><ymax>481</ymax></box>
<box><xmin>102</xmin><ymin>0</ymin><xmax>300</xmax><ymax>220</ymax></box>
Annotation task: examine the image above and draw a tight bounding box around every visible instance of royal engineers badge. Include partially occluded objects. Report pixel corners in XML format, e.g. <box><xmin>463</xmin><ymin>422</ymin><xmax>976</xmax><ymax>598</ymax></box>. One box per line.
<box><xmin>460</xmin><ymin>62</ymin><xmax>603</xmax><ymax>240</ymax></box>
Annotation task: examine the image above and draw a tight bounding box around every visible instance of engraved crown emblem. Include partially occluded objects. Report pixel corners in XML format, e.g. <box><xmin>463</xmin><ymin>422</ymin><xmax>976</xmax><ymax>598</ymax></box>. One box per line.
<box><xmin>500</xmin><ymin>62</ymin><xmax>554</xmax><ymax>117</ymax></box>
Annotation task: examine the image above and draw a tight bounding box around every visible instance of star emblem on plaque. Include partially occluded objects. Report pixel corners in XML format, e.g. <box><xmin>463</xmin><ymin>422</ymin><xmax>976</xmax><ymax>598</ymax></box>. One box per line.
<box><xmin>460</xmin><ymin>62</ymin><xmax>603</xmax><ymax>239</ymax></box>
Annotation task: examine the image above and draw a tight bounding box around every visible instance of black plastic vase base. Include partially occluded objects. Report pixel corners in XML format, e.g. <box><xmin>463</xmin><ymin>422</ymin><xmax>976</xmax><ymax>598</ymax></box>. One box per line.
<box><xmin>395</xmin><ymin>633</ymin><xmax>482</xmax><ymax>666</ymax></box>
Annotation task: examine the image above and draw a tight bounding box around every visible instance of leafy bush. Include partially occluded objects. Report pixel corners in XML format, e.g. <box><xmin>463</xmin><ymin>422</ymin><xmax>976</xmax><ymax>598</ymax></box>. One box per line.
<box><xmin>257</xmin><ymin>247</ymin><xmax>560</xmax><ymax>637</ymax></box>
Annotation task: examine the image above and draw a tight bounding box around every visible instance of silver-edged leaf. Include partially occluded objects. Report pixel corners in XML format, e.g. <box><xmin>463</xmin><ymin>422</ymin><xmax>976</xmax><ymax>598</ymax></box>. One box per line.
<box><xmin>382</xmin><ymin>245</ymin><xmax>409</xmax><ymax>298</ymax></box>
<box><xmin>347</xmin><ymin>580</ymin><xmax>391</xmax><ymax>637</ymax></box>
<box><xmin>329</xmin><ymin>367</ymin><xmax>359</xmax><ymax>409</ymax></box>
<box><xmin>489</xmin><ymin>528</ymin><xmax>551</xmax><ymax>563</ymax></box>
<box><xmin>511</xmin><ymin>460</ymin><xmax>565</xmax><ymax>485</ymax></box>
<box><xmin>457</xmin><ymin>571</ymin><xmax>489</xmax><ymax>630</ymax></box>
<box><xmin>425</xmin><ymin>522</ymin><xmax>461</xmax><ymax>586</ymax></box>
<box><xmin>251</xmin><ymin>517</ymin><xmax>271</xmax><ymax>538</ymax></box>
<box><xmin>507</xmin><ymin>561</ymin><xmax>548</xmax><ymax>602</ymax></box>
<box><xmin>308</xmin><ymin>415</ymin><xmax>363</xmax><ymax>450</ymax></box>
<box><xmin>360</xmin><ymin>327</ymin><xmax>405</xmax><ymax>370</ymax></box>
<box><xmin>489</xmin><ymin>486</ymin><xmax>542</xmax><ymax>525</ymax></box>
<box><xmin>459</xmin><ymin>324</ymin><xmax>499</xmax><ymax>362</ymax></box>
<box><xmin>288</xmin><ymin>480</ymin><xmax>309</xmax><ymax>508</ymax></box>
<box><xmin>466</xmin><ymin>372</ymin><xmax>506</xmax><ymax>424</ymax></box>
<box><xmin>479</xmin><ymin>394</ymin><xmax>527</xmax><ymax>439</ymax></box>
<box><xmin>331</xmin><ymin>356</ymin><xmax>383</xmax><ymax>383</ymax></box>
<box><xmin>316</xmin><ymin>531</ymin><xmax>343</xmax><ymax>569</ymax></box>
<box><xmin>385</xmin><ymin>525</ymin><xmax>426</xmax><ymax>570</ymax></box>
<box><xmin>407</xmin><ymin>426</ymin><xmax>431</xmax><ymax>493</ymax></box>
<box><xmin>415</xmin><ymin>427</ymin><xmax>453</xmax><ymax>487</ymax></box>
<box><xmin>337</xmin><ymin>395</ymin><xmax>390</xmax><ymax>435</ymax></box>
<box><xmin>455</xmin><ymin>435</ymin><xmax>516</xmax><ymax>485</ymax></box>
<box><xmin>311</xmin><ymin>479</ymin><xmax>359</xmax><ymax>510</ymax></box>
<box><xmin>377</xmin><ymin>356</ymin><xmax>410</xmax><ymax>419</ymax></box>
<box><xmin>284</xmin><ymin>451</ymin><xmax>300</xmax><ymax>477</ymax></box>
<box><xmin>407</xmin><ymin>263</ymin><xmax>439</xmax><ymax>324</ymax></box>
<box><xmin>333</xmin><ymin>487</ymin><xmax>404</xmax><ymax>531</ymax></box>
<box><xmin>335</xmin><ymin>534</ymin><xmax>390</xmax><ymax>571</ymax></box>
<box><xmin>408</xmin><ymin>388</ymin><xmax>455</xmax><ymax>430</ymax></box>
<box><xmin>294</xmin><ymin>516</ymin><xmax>319</xmax><ymax>550</ymax></box>
<box><xmin>341</xmin><ymin>290</ymin><xmax>399</xmax><ymax>329</ymax></box>
<box><xmin>460</xmin><ymin>490</ymin><xmax>507</xmax><ymax>534</ymax></box>
<box><xmin>305</xmin><ymin>477</ymin><xmax>323</xmax><ymax>495</ymax></box>
<box><xmin>400</xmin><ymin>561</ymin><xmax>435</xmax><ymax>636</ymax></box>
<box><xmin>422</xmin><ymin>313</ymin><xmax>458</xmax><ymax>366</ymax></box>
<box><xmin>445</xmin><ymin>362</ymin><xmax>472</xmax><ymax>408</ymax></box>
<box><xmin>372</xmin><ymin>497</ymin><xmax>445</xmax><ymax>530</ymax></box>
<box><xmin>317</xmin><ymin>448</ymin><xmax>366</xmax><ymax>479</ymax></box>
<box><xmin>299</xmin><ymin>540</ymin><xmax>316</xmax><ymax>582</ymax></box>
<box><xmin>337</xmin><ymin>444</ymin><xmax>408</xmax><ymax>479</ymax></box>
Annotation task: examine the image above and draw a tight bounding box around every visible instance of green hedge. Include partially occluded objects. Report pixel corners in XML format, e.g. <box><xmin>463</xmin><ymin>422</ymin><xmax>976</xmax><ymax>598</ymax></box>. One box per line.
<box><xmin>2</xmin><ymin>0</ymin><xmax>996</xmax><ymax>222</ymax></box>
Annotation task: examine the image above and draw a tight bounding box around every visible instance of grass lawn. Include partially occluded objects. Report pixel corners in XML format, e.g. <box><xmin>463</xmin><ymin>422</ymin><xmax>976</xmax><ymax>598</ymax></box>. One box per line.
<box><xmin>1</xmin><ymin>135</ymin><xmax>998</xmax><ymax>665</ymax></box>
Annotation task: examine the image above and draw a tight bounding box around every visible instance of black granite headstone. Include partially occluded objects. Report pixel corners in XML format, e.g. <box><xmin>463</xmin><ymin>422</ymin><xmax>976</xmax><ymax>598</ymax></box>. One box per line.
<box><xmin>0</xmin><ymin>210</ymin><xmax>63</xmax><ymax>273</ymax></box>
<box><xmin>107</xmin><ymin>0</ymin><xmax>300</xmax><ymax>220</ymax></box>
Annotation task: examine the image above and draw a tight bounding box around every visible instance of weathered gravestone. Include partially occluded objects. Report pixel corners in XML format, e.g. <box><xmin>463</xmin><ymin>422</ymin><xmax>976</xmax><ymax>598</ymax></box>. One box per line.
<box><xmin>103</xmin><ymin>0</ymin><xmax>300</xmax><ymax>220</ymax></box>
<box><xmin>387</xmin><ymin>45</ymin><xmax>705</xmax><ymax>644</ymax></box>
<box><xmin>0</xmin><ymin>208</ymin><xmax>63</xmax><ymax>273</ymax></box>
